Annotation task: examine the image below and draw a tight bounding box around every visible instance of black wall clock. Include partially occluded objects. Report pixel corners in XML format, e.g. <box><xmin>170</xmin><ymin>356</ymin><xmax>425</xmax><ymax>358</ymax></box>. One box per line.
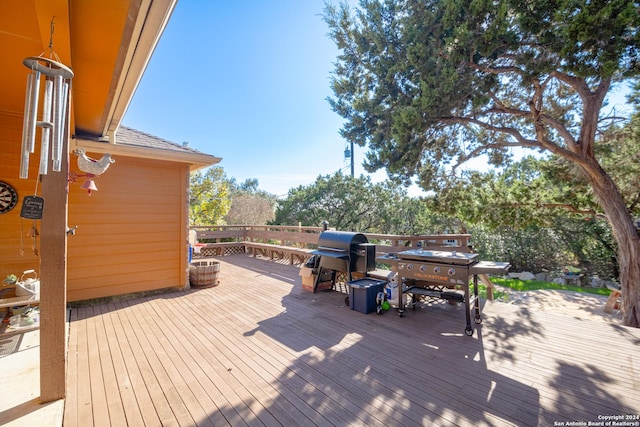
<box><xmin>0</xmin><ymin>181</ymin><xmax>18</xmax><ymax>214</ymax></box>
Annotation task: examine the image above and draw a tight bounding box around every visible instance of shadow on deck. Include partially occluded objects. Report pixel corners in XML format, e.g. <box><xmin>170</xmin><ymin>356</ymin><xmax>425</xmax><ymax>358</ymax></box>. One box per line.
<box><xmin>61</xmin><ymin>254</ymin><xmax>639</xmax><ymax>426</ymax></box>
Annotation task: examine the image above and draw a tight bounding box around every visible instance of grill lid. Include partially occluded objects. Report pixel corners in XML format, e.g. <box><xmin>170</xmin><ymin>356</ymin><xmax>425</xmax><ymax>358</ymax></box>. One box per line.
<box><xmin>317</xmin><ymin>230</ymin><xmax>368</xmax><ymax>251</ymax></box>
<box><xmin>397</xmin><ymin>249</ymin><xmax>478</xmax><ymax>266</ymax></box>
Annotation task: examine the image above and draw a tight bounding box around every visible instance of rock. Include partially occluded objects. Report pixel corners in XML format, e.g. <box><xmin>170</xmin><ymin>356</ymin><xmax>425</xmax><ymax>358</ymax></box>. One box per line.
<box><xmin>519</xmin><ymin>272</ymin><xmax>535</xmax><ymax>281</ymax></box>
<box><xmin>508</xmin><ymin>271</ymin><xmax>535</xmax><ymax>280</ymax></box>
<box><xmin>590</xmin><ymin>276</ymin><xmax>604</xmax><ymax>288</ymax></box>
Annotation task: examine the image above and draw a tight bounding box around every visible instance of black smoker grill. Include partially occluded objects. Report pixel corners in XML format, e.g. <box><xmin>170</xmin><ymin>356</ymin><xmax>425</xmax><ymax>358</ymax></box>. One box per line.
<box><xmin>310</xmin><ymin>231</ymin><xmax>376</xmax><ymax>293</ymax></box>
<box><xmin>390</xmin><ymin>249</ymin><xmax>510</xmax><ymax>336</ymax></box>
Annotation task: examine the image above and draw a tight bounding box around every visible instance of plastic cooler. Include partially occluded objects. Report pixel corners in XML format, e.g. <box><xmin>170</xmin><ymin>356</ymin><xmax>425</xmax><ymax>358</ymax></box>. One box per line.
<box><xmin>349</xmin><ymin>278</ymin><xmax>386</xmax><ymax>314</ymax></box>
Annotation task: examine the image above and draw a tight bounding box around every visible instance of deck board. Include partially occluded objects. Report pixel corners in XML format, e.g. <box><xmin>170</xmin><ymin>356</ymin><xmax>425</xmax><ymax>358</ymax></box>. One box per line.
<box><xmin>107</xmin><ymin>301</ymin><xmax>161</xmax><ymax>426</ymax></box>
<box><xmin>99</xmin><ymin>302</ymin><xmax>146</xmax><ymax>426</ymax></box>
<box><xmin>75</xmin><ymin>307</ymin><xmax>93</xmax><ymax>426</ymax></box>
<box><xmin>64</xmin><ymin>306</ymin><xmax>79</xmax><ymax>427</ymax></box>
<box><xmin>114</xmin><ymin>300</ymin><xmax>179</xmax><ymax>427</ymax></box>
<box><xmin>95</xmin><ymin>303</ymin><xmax>128</xmax><ymax>427</ymax></box>
<box><xmin>64</xmin><ymin>254</ymin><xmax>640</xmax><ymax>426</ymax></box>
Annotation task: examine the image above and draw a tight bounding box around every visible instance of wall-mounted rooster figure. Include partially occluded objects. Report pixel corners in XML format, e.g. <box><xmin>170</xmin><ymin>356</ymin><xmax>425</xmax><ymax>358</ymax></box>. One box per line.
<box><xmin>72</xmin><ymin>147</ymin><xmax>115</xmax><ymax>195</ymax></box>
<box><xmin>74</xmin><ymin>147</ymin><xmax>115</xmax><ymax>175</ymax></box>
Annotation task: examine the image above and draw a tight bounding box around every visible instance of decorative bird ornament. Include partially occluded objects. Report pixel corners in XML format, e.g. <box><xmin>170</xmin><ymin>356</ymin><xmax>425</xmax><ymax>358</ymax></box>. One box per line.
<box><xmin>74</xmin><ymin>147</ymin><xmax>115</xmax><ymax>176</ymax></box>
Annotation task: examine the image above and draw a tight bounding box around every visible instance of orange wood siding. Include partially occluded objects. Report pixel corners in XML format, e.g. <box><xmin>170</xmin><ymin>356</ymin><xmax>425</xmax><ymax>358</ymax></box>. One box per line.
<box><xmin>0</xmin><ymin>115</ymin><xmax>45</xmax><ymax>280</ymax></box>
<box><xmin>67</xmin><ymin>154</ymin><xmax>189</xmax><ymax>301</ymax></box>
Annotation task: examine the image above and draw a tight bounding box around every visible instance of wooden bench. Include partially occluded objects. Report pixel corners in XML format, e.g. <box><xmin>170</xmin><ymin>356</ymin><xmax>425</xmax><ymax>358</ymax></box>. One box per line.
<box><xmin>195</xmin><ymin>241</ymin><xmax>314</xmax><ymax>266</ymax></box>
<box><xmin>244</xmin><ymin>242</ymin><xmax>313</xmax><ymax>265</ymax></box>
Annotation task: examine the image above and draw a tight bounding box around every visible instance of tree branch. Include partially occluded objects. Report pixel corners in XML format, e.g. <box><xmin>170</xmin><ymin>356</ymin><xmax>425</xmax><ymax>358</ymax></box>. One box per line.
<box><xmin>454</xmin><ymin>141</ymin><xmax>527</xmax><ymax>169</ymax></box>
<box><xmin>510</xmin><ymin>202</ymin><xmax>606</xmax><ymax>219</ymax></box>
<box><xmin>442</xmin><ymin>116</ymin><xmax>539</xmax><ymax>146</ymax></box>
<box><xmin>550</xmin><ymin>71</ymin><xmax>591</xmax><ymax>97</ymax></box>
<box><xmin>467</xmin><ymin>61</ymin><xmax>523</xmax><ymax>77</ymax></box>
<box><xmin>537</xmin><ymin>113</ymin><xmax>575</xmax><ymax>141</ymax></box>
<box><xmin>439</xmin><ymin>116</ymin><xmax>540</xmax><ymax>168</ymax></box>
<box><xmin>628</xmin><ymin>192</ymin><xmax>640</xmax><ymax>213</ymax></box>
<box><xmin>484</xmin><ymin>105</ymin><xmax>530</xmax><ymax>117</ymax></box>
<box><xmin>442</xmin><ymin>113</ymin><xmax>589</xmax><ymax>169</ymax></box>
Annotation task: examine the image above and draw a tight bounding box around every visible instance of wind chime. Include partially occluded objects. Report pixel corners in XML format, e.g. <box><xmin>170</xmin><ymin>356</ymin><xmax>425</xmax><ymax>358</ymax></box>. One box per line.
<box><xmin>18</xmin><ymin>19</ymin><xmax>73</xmax><ymax>255</ymax></box>
<box><xmin>19</xmin><ymin>23</ymin><xmax>74</xmax><ymax>179</ymax></box>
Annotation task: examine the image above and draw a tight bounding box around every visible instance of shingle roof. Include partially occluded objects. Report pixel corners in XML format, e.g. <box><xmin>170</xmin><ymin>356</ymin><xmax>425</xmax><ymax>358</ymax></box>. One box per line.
<box><xmin>116</xmin><ymin>126</ymin><xmax>207</xmax><ymax>155</ymax></box>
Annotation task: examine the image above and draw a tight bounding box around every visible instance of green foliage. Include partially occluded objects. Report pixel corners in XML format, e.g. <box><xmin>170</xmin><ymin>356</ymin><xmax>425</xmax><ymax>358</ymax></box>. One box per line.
<box><xmin>228</xmin><ymin>177</ymin><xmax>276</xmax><ymax>199</ymax></box>
<box><xmin>470</xmin><ymin>217</ymin><xmax>619</xmax><ymax>280</ymax></box>
<box><xmin>225</xmin><ymin>178</ymin><xmax>277</xmax><ymax>225</ymax></box>
<box><xmin>422</xmin><ymin>98</ymin><xmax>640</xmax><ymax>280</ymax></box>
<box><xmin>476</xmin><ymin>285</ymin><xmax>510</xmax><ymax>302</ymax></box>
<box><xmin>322</xmin><ymin>0</ymin><xmax>640</xmax><ymax>250</ymax></box>
<box><xmin>190</xmin><ymin>170</ymin><xmax>277</xmax><ymax>226</ymax></box>
<box><xmin>597</xmin><ymin>107</ymin><xmax>640</xmax><ymax>217</ymax></box>
<box><xmin>273</xmin><ymin>171</ymin><xmax>398</xmax><ymax>231</ymax></box>
<box><xmin>550</xmin><ymin>217</ymin><xmax>619</xmax><ymax>280</ymax></box>
<box><xmin>325</xmin><ymin>0</ymin><xmax>639</xmax><ymax>184</ymax></box>
<box><xmin>189</xmin><ymin>166</ymin><xmax>231</xmax><ymax>225</ymax></box>
<box><xmin>273</xmin><ymin>171</ymin><xmax>447</xmax><ymax>233</ymax></box>
<box><xmin>471</xmin><ymin>224</ymin><xmax>575</xmax><ymax>273</ymax></box>
<box><xmin>491</xmin><ymin>277</ymin><xmax>611</xmax><ymax>297</ymax></box>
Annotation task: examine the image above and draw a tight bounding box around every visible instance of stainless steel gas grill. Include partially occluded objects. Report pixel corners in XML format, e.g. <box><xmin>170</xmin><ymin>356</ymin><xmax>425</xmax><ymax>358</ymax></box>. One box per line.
<box><xmin>380</xmin><ymin>249</ymin><xmax>510</xmax><ymax>336</ymax></box>
<box><xmin>310</xmin><ymin>231</ymin><xmax>376</xmax><ymax>293</ymax></box>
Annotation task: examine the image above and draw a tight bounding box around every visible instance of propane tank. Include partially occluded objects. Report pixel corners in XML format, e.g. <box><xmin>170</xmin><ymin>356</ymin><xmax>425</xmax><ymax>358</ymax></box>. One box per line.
<box><xmin>385</xmin><ymin>273</ymin><xmax>407</xmax><ymax>307</ymax></box>
<box><xmin>386</xmin><ymin>274</ymin><xmax>398</xmax><ymax>303</ymax></box>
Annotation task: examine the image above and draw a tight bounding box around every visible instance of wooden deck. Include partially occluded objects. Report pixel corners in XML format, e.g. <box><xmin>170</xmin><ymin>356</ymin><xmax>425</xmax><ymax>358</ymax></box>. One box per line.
<box><xmin>64</xmin><ymin>255</ymin><xmax>640</xmax><ymax>427</ymax></box>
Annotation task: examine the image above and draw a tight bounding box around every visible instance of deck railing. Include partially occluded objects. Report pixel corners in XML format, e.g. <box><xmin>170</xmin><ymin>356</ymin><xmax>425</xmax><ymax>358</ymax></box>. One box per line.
<box><xmin>190</xmin><ymin>224</ymin><xmax>472</xmax><ymax>261</ymax></box>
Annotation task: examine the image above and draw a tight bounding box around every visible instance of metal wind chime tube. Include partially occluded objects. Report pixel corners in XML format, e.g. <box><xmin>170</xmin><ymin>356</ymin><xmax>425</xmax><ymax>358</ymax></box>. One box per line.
<box><xmin>38</xmin><ymin>79</ymin><xmax>53</xmax><ymax>175</ymax></box>
<box><xmin>56</xmin><ymin>80</ymin><xmax>70</xmax><ymax>171</ymax></box>
<box><xmin>19</xmin><ymin>74</ymin><xmax>33</xmax><ymax>179</ymax></box>
<box><xmin>19</xmin><ymin>70</ymin><xmax>41</xmax><ymax>179</ymax></box>
<box><xmin>19</xmin><ymin>56</ymin><xmax>74</xmax><ymax>180</ymax></box>
<box><xmin>26</xmin><ymin>70</ymin><xmax>41</xmax><ymax>153</ymax></box>
<box><xmin>51</xmin><ymin>74</ymin><xmax>67</xmax><ymax>172</ymax></box>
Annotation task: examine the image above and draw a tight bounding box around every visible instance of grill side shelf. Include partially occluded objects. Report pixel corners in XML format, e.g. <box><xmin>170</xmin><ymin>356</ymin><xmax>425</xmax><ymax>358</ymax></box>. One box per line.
<box><xmin>468</xmin><ymin>261</ymin><xmax>511</xmax><ymax>275</ymax></box>
<box><xmin>310</xmin><ymin>250</ymin><xmax>349</xmax><ymax>259</ymax></box>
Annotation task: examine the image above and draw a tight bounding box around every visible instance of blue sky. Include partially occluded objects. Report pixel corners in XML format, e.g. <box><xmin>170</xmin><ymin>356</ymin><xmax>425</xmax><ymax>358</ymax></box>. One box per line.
<box><xmin>123</xmin><ymin>1</ymin><xmax>369</xmax><ymax>198</ymax></box>
<box><xmin>123</xmin><ymin>2</ymin><xmax>633</xmax><ymax>198</ymax></box>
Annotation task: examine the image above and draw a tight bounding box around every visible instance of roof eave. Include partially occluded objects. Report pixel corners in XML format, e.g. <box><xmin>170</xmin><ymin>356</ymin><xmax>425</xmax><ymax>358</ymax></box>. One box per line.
<box><xmin>102</xmin><ymin>0</ymin><xmax>178</xmax><ymax>138</ymax></box>
<box><xmin>73</xmin><ymin>137</ymin><xmax>221</xmax><ymax>172</ymax></box>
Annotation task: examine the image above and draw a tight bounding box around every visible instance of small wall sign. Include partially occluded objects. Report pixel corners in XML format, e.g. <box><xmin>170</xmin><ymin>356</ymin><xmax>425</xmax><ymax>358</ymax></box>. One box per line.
<box><xmin>20</xmin><ymin>195</ymin><xmax>45</xmax><ymax>220</ymax></box>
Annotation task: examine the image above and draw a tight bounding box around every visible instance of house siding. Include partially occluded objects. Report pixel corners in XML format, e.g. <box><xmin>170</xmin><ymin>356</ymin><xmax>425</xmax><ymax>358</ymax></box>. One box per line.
<box><xmin>0</xmin><ymin>115</ymin><xmax>45</xmax><ymax>280</ymax></box>
<box><xmin>67</xmin><ymin>154</ymin><xmax>189</xmax><ymax>301</ymax></box>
